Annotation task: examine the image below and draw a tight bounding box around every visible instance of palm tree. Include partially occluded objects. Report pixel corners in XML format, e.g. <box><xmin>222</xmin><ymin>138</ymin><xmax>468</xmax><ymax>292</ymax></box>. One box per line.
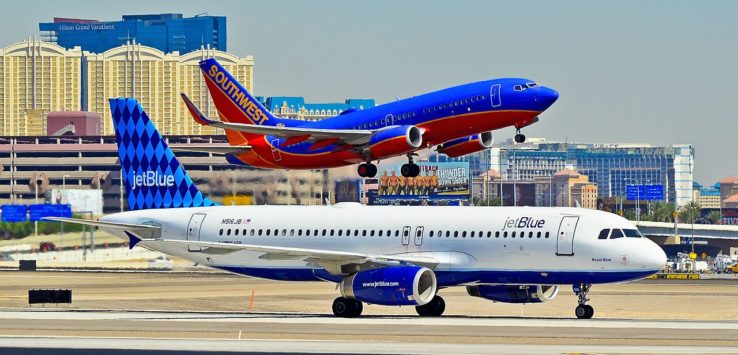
<box><xmin>706</xmin><ymin>210</ymin><xmax>722</xmax><ymax>224</ymax></box>
<box><xmin>679</xmin><ymin>201</ymin><xmax>702</xmax><ymax>254</ymax></box>
<box><xmin>650</xmin><ymin>201</ymin><xmax>676</xmax><ymax>222</ymax></box>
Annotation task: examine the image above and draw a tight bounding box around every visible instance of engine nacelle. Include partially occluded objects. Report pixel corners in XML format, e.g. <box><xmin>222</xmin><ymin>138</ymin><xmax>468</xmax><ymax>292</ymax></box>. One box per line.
<box><xmin>340</xmin><ymin>266</ymin><xmax>437</xmax><ymax>306</ymax></box>
<box><xmin>369</xmin><ymin>125</ymin><xmax>423</xmax><ymax>158</ymax></box>
<box><xmin>439</xmin><ymin>132</ymin><xmax>494</xmax><ymax>158</ymax></box>
<box><xmin>466</xmin><ymin>285</ymin><xmax>559</xmax><ymax>303</ymax></box>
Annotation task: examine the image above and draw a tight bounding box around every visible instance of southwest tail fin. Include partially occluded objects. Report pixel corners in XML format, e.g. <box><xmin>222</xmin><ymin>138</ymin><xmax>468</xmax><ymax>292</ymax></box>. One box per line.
<box><xmin>199</xmin><ymin>58</ymin><xmax>289</xmax><ymax>127</ymax></box>
<box><xmin>110</xmin><ymin>98</ymin><xmax>218</xmax><ymax>210</ymax></box>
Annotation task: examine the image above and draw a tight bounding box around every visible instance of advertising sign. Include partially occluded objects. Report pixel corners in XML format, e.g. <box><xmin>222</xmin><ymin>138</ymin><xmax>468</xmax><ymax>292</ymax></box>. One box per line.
<box><xmin>49</xmin><ymin>189</ymin><xmax>103</xmax><ymax>215</ymax></box>
<box><xmin>369</xmin><ymin>162</ymin><xmax>470</xmax><ymax>205</ymax></box>
<box><xmin>626</xmin><ymin>184</ymin><xmax>664</xmax><ymax>201</ymax></box>
<box><xmin>29</xmin><ymin>204</ymin><xmax>72</xmax><ymax>222</ymax></box>
<box><xmin>722</xmin><ymin>209</ymin><xmax>738</xmax><ymax>225</ymax></box>
<box><xmin>1</xmin><ymin>205</ymin><xmax>27</xmax><ymax>222</ymax></box>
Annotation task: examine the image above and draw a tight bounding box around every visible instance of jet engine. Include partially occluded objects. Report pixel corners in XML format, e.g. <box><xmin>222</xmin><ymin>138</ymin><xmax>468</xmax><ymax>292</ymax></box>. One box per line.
<box><xmin>438</xmin><ymin>132</ymin><xmax>493</xmax><ymax>158</ymax></box>
<box><xmin>340</xmin><ymin>266</ymin><xmax>437</xmax><ymax>306</ymax></box>
<box><xmin>466</xmin><ymin>284</ymin><xmax>559</xmax><ymax>303</ymax></box>
<box><xmin>368</xmin><ymin>125</ymin><xmax>423</xmax><ymax>158</ymax></box>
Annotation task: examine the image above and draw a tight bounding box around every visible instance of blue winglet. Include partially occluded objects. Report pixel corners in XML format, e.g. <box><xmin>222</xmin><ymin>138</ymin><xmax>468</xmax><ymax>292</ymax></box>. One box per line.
<box><xmin>124</xmin><ymin>231</ymin><xmax>142</xmax><ymax>250</ymax></box>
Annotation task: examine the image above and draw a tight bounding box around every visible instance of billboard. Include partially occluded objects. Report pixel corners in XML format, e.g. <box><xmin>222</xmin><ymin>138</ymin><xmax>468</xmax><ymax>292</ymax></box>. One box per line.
<box><xmin>626</xmin><ymin>184</ymin><xmax>664</xmax><ymax>201</ymax></box>
<box><xmin>29</xmin><ymin>204</ymin><xmax>72</xmax><ymax>222</ymax></box>
<box><xmin>369</xmin><ymin>162</ymin><xmax>470</xmax><ymax>205</ymax></box>
<box><xmin>49</xmin><ymin>189</ymin><xmax>103</xmax><ymax>215</ymax></box>
<box><xmin>1</xmin><ymin>205</ymin><xmax>27</xmax><ymax>222</ymax></box>
<box><xmin>722</xmin><ymin>209</ymin><xmax>738</xmax><ymax>225</ymax></box>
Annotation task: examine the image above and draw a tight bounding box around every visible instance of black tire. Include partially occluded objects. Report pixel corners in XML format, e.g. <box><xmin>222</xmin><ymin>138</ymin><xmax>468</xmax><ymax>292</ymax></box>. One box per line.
<box><xmin>575</xmin><ymin>305</ymin><xmax>589</xmax><ymax>319</ymax></box>
<box><xmin>401</xmin><ymin>164</ymin><xmax>412</xmax><ymax>178</ymax></box>
<box><xmin>351</xmin><ymin>299</ymin><xmax>364</xmax><ymax>317</ymax></box>
<box><xmin>367</xmin><ymin>164</ymin><xmax>377</xmax><ymax>178</ymax></box>
<box><xmin>514</xmin><ymin>133</ymin><xmax>526</xmax><ymax>143</ymax></box>
<box><xmin>357</xmin><ymin>164</ymin><xmax>369</xmax><ymax>178</ymax></box>
<box><xmin>411</xmin><ymin>163</ymin><xmax>420</xmax><ymax>177</ymax></box>
<box><xmin>585</xmin><ymin>305</ymin><xmax>594</xmax><ymax>319</ymax></box>
<box><xmin>416</xmin><ymin>296</ymin><xmax>445</xmax><ymax>317</ymax></box>
<box><xmin>333</xmin><ymin>297</ymin><xmax>354</xmax><ymax>318</ymax></box>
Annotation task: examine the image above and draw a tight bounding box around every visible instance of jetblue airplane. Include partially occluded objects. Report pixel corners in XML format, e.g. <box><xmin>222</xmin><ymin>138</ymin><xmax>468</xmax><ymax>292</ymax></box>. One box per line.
<box><xmin>50</xmin><ymin>98</ymin><xmax>665</xmax><ymax>319</ymax></box>
<box><xmin>179</xmin><ymin>58</ymin><xmax>559</xmax><ymax>178</ymax></box>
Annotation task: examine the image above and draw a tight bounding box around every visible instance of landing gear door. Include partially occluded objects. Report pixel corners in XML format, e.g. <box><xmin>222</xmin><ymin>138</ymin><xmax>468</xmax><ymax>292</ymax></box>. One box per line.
<box><xmin>187</xmin><ymin>213</ymin><xmax>207</xmax><ymax>252</ymax></box>
<box><xmin>556</xmin><ymin>216</ymin><xmax>578</xmax><ymax>256</ymax></box>
<box><xmin>401</xmin><ymin>226</ymin><xmax>411</xmax><ymax>246</ymax></box>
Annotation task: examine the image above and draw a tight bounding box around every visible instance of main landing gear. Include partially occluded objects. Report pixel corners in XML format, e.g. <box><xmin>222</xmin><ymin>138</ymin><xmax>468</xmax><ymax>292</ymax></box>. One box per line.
<box><xmin>332</xmin><ymin>297</ymin><xmax>363</xmax><ymax>318</ymax></box>
<box><xmin>401</xmin><ymin>154</ymin><xmax>420</xmax><ymax>178</ymax></box>
<box><xmin>514</xmin><ymin>129</ymin><xmax>526</xmax><ymax>143</ymax></box>
<box><xmin>357</xmin><ymin>162</ymin><xmax>377</xmax><ymax>178</ymax></box>
<box><xmin>416</xmin><ymin>295</ymin><xmax>445</xmax><ymax>317</ymax></box>
<box><xmin>573</xmin><ymin>283</ymin><xmax>594</xmax><ymax>319</ymax></box>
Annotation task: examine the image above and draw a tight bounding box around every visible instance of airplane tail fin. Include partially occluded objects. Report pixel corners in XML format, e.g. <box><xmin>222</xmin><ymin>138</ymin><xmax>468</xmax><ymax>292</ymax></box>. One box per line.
<box><xmin>110</xmin><ymin>98</ymin><xmax>218</xmax><ymax>211</ymax></box>
<box><xmin>200</xmin><ymin>58</ymin><xmax>290</xmax><ymax>127</ymax></box>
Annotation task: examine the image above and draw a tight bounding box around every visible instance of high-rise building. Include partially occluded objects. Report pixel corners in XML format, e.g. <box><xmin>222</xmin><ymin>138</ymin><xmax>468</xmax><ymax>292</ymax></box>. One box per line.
<box><xmin>83</xmin><ymin>41</ymin><xmax>253</xmax><ymax>135</ymax></box>
<box><xmin>39</xmin><ymin>14</ymin><xmax>226</xmax><ymax>55</ymax></box>
<box><xmin>489</xmin><ymin>139</ymin><xmax>695</xmax><ymax>206</ymax></box>
<box><xmin>0</xmin><ymin>39</ymin><xmax>82</xmax><ymax>136</ymax></box>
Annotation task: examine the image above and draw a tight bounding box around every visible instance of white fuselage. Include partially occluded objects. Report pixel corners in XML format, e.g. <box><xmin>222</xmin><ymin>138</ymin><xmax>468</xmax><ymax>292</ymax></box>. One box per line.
<box><xmin>101</xmin><ymin>203</ymin><xmax>665</xmax><ymax>286</ymax></box>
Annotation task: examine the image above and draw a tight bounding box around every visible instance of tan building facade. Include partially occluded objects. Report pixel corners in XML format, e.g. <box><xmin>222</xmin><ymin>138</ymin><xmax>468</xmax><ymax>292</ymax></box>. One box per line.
<box><xmin>552</xmin><ymin>169</ymin><xmax>598</xmax><ymax>209</ymax></box>
<box><xmin>84</xmin><ymin>42</ymin><xmax>254</xmax><ymax>136</ymax></box>
<box><xmin>0</xmin><ymin>39</ymin><xmax>82</xmax><ymax>136</ymax></box>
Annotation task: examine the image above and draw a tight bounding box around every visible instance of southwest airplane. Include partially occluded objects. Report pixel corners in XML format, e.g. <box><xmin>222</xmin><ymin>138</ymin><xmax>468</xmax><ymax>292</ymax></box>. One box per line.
<box><xmin>179</xmin><ymin>58</ymin><xmax>559</xmax><ymax>178</ymax></box>
<box><xmin>50</xmin><ymin>98</ymin><xmax>665</xmax><ymax>319</ymax></box>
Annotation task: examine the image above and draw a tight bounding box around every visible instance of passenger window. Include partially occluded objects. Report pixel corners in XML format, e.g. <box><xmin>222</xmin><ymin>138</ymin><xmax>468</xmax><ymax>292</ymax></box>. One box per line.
<box><xmin>445</xmin><ymin>231</ymin><xmax>450</xmax><ymax>238</ymax></box>
<box><xmin>370</xmin><ymin>230</ymin><xmax>375</xmax><ymax>237</ymax></box>
<box><xmin>495</xmin><ymin>231</ymin><xmax>500</xmax><ymax>238</ymax></box>
<box><xmin>258</xmin><ymin>229</ymin><xmax>263</xmax><ymax>236</ymax></box>
<box><xmin>338</xmin><ymin>230</ymin><xmax>343</xmax><ymax>237</ymax></box>
<box><xmin>250</xmin><ymin>230</ymin><xmax>255</xmax><ymax>237</ymax></box>
<box><xmin>610</xmin><ymin>229</ymin><xmax>625</xmax><ymax>239</ymax></box>
<box><xmin>274</xmin><ymin>229</ymin><xmax>278</xmax><ymax>236</ymax></box>
<box><xmin>330</xmin><ymin>229</ymin><xmax>335</xmax><ymax>236</ymax></box>
<box><xmin>322</xmin><ymin>230</ymin><xmax>327</xmax><ymax>236</ymax></box>
<box><xmin>487</xmin><ymin>231</ymin><xmax>491</xmax><ymax>238</ymax></box>
<box><xmin>290</xmin><ymin>229</ymin><xmax>295</xmax><ymax>236</ymax></box>
<box><xmin>282</xmin><ymin>229</ymin><xmax>287</xmax><ymax>236</ymax></box>
<box><xmin>545</xmin><ymin>232</ymin><xmax>550</xmax><ymax>238</ymax></box>
<box><xmin>470</xmin><ymin>231</ymin><xmax>474</xmax><ymax>238</ymax></box>
<box><xmin>454</xmin><ymin>231</ymin><xmax>459</xmax><ymax>238</ymax></box>
<box><xmin>536</xmin><ymin>231</ymin><xmax>541</xmax><ymax>238</ymax></box>
<box><xmin>529</xmin><ymin>232</ymin><xmax>533</xmax><ymax>238</ymax></box>
<box><xmin>362</xmin><ymin>230</ymin><xmax>367</xmax><ymax>236</ymax></box>
<box><xmin>313</xmin><ymin>229</ymin><xmax>318</xmax><ymax>236</ymax></box>
<box><xmin>219</xmin><ymin>229</ymin><xmax>223</xmax><ymax>236</ymax></box>
<box><xmin>378</xmin><ymin>230</ymin><xmax>383</xmax><ymax>237</ymax></box>
<box><xmin>234</xmin><ymin>229</ymin><xmax>239</xmax><ymax>236</ymax></box>
<box><xmin>598</xmin><ymin>229</ymin><xmax>610</xmax><ymax>240</ymax></box>
<box><xmin>395</xmin><ymin>230</ymin><xmax>399</xmax><ymax>237</ymax></box>
<box><xmin>347</xmin><ymin>229</ymin><xmax>351</xmax><ymax>236</ymax></box>
<box><xmin>429</xmin><ymin>231</ymin><xmax>434</xmax><ymax>238</ymax></box>
<box><xmin>386</xmin><ymin>230</ymin><xmax>391</xmax><ymax>237</ymax></box>
<box><xmin>512</xmin><ymin>231</ymin><xmax>516</xmax><ymax>238</ymax></box>
<box><xmin>462</xmin><ymin>231</ymin><xmax>467</xmax><ymax>238</ymax></box>
<box><xmin>354</xmin><ymin>230</ymin><xmax>359</xmax><ymax>236</ymax></box>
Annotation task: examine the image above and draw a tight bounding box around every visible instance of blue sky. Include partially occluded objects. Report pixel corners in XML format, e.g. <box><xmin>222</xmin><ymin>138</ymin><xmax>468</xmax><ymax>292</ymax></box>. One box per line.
<box><xmin>1</xmin><ymin>1</ymin><xmax>736</xmax><ymax>184</ymax></box>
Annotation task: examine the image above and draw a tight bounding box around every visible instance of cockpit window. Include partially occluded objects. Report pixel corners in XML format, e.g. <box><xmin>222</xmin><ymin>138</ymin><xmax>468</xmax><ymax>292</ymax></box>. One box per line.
<box><xmin>514</xmin><ymin>85</ymin><xmax>523</xmax><ymax>91</ymax></box>
<box><xmin>598</xmin><ymin>229</ymin><xmax>610</xmax><ymax>240</ymax></box>
<box><xmin>610</xmin><ymin>229</ymin><xmax>624</xmax><ymax>239</ymax></box>
<box><xmin>623</xmin><ymin>229</ymin><xmax>643</xmax><ymax>238</ymax></box>
<box><xmin>526</xmin><ymin>82</ymin><xmax>538</xmax><ymax>88</ymax></box>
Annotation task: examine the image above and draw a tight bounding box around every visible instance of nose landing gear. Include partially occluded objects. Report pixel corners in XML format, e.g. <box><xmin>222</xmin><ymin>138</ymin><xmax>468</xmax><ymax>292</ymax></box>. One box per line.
<box><xmin>573</xmin><ymin>283</ymin><xmax>594</xmax><ymax>319</ymax></box>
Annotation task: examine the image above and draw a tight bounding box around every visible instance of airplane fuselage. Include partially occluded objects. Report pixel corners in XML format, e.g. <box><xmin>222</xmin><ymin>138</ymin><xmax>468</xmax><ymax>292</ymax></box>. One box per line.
<box><xmin>102</xmin><ymin>204</ymin><xmax>665</xmax><ymax>286</ymax></box>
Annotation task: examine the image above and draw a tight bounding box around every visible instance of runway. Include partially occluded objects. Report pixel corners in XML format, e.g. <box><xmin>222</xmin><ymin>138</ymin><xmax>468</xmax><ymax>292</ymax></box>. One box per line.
<box><xmin>1</xmin><ymin>310</ymin><xmax>738</xmax><ymax>353</ymax></box>
<box><xmin>2</xmin><ymin>271</ymin><xmax>738</xmax><ymax>353</ymax></box>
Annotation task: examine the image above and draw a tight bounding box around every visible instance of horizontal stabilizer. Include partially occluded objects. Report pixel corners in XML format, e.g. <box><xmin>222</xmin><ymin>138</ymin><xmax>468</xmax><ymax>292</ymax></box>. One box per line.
<box><xmin>43</xmin><ymin>217</ymin><xmax>160</xmax><ymax>232</ymax></box>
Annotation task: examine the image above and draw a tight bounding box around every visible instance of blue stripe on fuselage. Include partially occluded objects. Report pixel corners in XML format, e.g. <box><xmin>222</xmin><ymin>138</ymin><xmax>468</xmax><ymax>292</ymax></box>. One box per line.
<box><xmin>214</xmin><ymin>266</ymin><xmax>658</xmax><ymax>286</ymax></box>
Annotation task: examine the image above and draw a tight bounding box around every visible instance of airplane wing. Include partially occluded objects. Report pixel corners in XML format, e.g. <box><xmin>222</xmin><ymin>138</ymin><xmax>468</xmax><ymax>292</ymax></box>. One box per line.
<box><xmin>170</xmin><ymin>145</ymin><xmax>251</xmax><ymax>155</ymax></box>
<box><xmin>159</xmin><ymin>239</ymin><xmax>439</xmax><ymax>274</ymax></box>
<box><xmin>181</xmin><ymin>93</ymin><xmax>374</xmax><ymax>146</ymax></box>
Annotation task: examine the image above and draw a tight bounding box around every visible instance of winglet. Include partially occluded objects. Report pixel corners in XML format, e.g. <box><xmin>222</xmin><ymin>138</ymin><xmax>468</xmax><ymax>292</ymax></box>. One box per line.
<box><xmin>181</xmin><ymin>93</ymin><xmax>218</xmax><ymax>126</ymax></box>
<box><xmin>124</xmin><ymin>231</ymin><xmax>143</xmax><ymax>250</ymax></box>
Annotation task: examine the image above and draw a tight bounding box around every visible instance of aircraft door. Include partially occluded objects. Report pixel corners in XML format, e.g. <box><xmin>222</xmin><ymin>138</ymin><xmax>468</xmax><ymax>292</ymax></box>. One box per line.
<box><xmin>556</xmin><ymin>216</ymin><xmax>579</xmax><ymax>256</ymax></box>
<box><xmin>401</xmin><ymin>226</ymin><xmax>411</xmax><ymax>246</ymax></box>
<box><xmin>270</xmin><ymin>139</ymin><xmax>282</xmax><ymax>161</ymax></box>
<box><xmin>186</xmin><ymin>213</ymin><xmax>207</xmax><ymax>252</ymax></box>
<box><xmin>385</xmin><ymin>114</ymin><xmax>394</xmax><ymax>126</ymax></box>
<box><xmin>414</xmin><ymin>226</ymin><xmax>424</xmax><ymax>246</ymax></box>
<box><xmin>490</xmin><ymin>84</ymin><xmax>502</xmax><ymax>108</ymax></box>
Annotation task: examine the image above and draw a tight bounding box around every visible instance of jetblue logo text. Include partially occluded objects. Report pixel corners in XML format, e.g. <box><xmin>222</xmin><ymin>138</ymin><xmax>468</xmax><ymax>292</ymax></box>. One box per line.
<box><xmin>208</xmin><ymin>64</ymin><xmax>269</xmax><ymax>125</ymax></box>
<box><xmin>502</xmin><ymin>216</ymin><xmax>546</xmax><ymax>231</ymax></box>
<box><xmin>131</xmin><ymin>171</ymin><xmax>175</xmax><ymax>191</ymax></box>
<box><xmin>362</xmin><ymin>281</ymin><xmax>400</xmax><ymax>288</ymax></box>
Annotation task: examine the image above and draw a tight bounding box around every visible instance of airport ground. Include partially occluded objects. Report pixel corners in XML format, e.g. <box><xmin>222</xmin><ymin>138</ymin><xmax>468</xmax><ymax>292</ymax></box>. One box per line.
<box><xmin>1</xmin><ymin>271</ymin><xmax>738</xmax><ymax>353</ymax></box>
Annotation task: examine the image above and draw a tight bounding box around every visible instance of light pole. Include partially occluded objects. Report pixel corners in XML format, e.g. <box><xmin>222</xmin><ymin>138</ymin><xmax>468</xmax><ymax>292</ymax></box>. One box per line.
<box><xmin>61</xmin><ymin>174</ymin><xmax>70</xmax><ymax>252</ymax></box>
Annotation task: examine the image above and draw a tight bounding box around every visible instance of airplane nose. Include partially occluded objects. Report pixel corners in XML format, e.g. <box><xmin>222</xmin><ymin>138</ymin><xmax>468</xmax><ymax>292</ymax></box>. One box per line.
<box><xmin>534</xmin><ymin>87</ymin><xmax>559</xmax><ymax>110</ymax></box>
<box><xmin>647</xmin><ymin>242</ymin><xmax>667</xmax><ymax>271</ymax></box>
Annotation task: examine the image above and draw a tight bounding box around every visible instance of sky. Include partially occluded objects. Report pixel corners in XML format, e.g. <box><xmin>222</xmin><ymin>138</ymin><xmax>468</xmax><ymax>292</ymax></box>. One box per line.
<box><xmin>1</xmin><ymin>0</ymin><xmax>736</xmax><ymax>184</ymax></box>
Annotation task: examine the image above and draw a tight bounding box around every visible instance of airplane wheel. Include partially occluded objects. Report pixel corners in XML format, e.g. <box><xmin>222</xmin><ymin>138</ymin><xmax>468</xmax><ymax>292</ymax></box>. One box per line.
<box><xmin>401</xmin><ymin>164</ymin><xmax>412</xmax><ymax>178</ymax></box>
<box><xmin>333</xmin><ymin>297</ymin><xmax>362</xmax><ymax>318</ymax></box>
<box><xmin>411</xmin><ymin>163</ymin><xmax>420</xmax><ymax>177</ymax></box>
<box><xmin>357</xmin><ymin>163</ymin><xmax>370</xmax><ymax>178</ymax></box>
<box><xmin>575</xmin><ymin>304</ymin><xmax>593</xmax><ymax>319</ymax></box>
<box><xmin>367</xmin><ymin>164</ymin><xmax>377</xmax><ymax>178</ymax></box>
<box><xmin>514</xmin><ymin>133</ymin><xmax>526</xmax><ymax>143</ymax></box>
<box><xmin>416</xmin><ymin>296</ymin><xmax>445</xmax><ymax>317</ymax></box>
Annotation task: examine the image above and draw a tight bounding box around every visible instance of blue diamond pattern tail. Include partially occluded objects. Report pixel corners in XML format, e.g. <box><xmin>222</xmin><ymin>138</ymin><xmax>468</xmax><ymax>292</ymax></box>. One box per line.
<box><xmin>110</xmin><ymin>98</ymin><xmax>218</xmax><ymax>211</ymax></box>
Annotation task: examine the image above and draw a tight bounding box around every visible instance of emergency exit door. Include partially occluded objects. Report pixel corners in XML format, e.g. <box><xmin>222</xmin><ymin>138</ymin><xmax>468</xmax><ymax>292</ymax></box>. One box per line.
<box><xmin>187</xmin><ymin>213</ymin><xmax>206</xmax><ymax>252</ymax></box>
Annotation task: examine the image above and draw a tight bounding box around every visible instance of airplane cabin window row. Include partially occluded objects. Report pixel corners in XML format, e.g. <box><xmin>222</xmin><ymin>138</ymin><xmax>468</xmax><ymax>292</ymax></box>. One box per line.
<box><xmin>218</xmin><ymin>227</ymin><xmax>551</xmax><ymax>239</ymax></box>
